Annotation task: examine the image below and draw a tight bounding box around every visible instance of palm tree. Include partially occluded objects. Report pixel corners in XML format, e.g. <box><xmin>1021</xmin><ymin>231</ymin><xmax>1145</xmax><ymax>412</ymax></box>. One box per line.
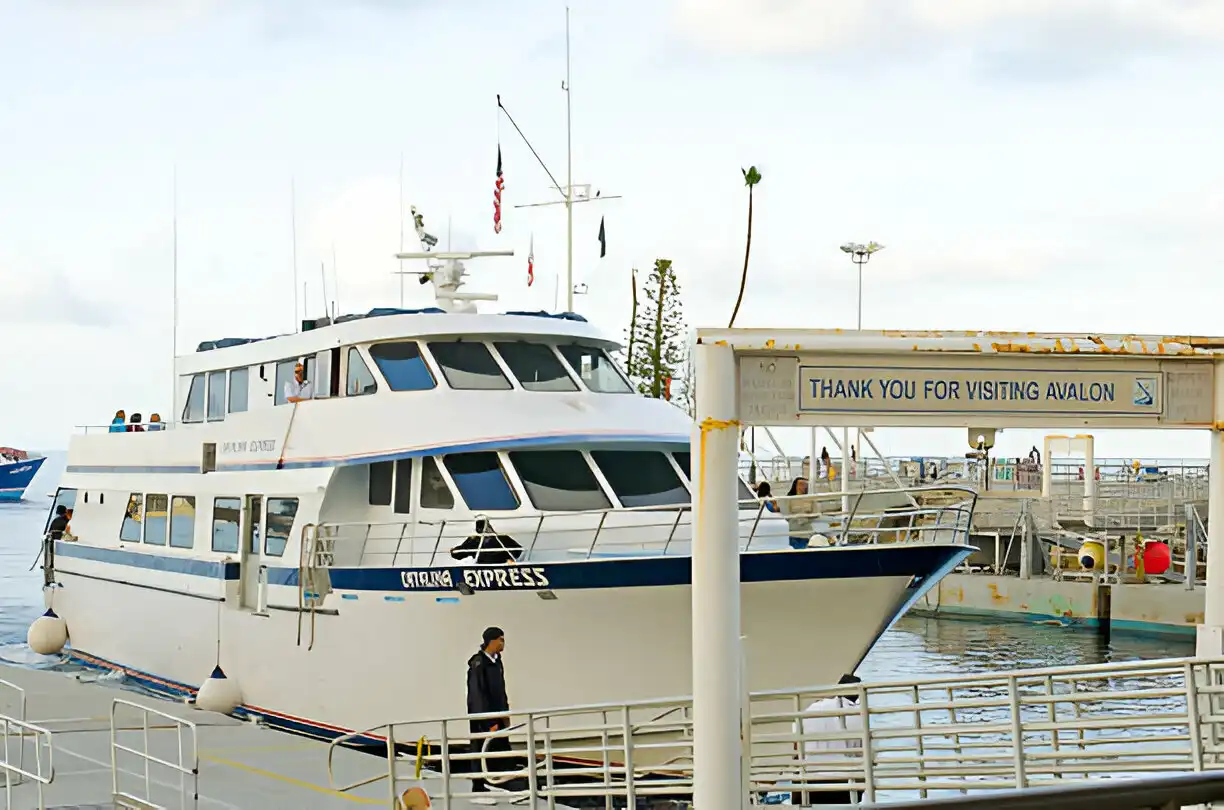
<box><xmin>727</xmin><ymin>166</ymin><xmax>761</xmax><ymax>328</ymax></box>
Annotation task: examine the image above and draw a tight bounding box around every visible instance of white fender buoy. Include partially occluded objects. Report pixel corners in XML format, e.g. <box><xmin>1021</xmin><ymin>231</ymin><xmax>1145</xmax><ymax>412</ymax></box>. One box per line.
<box><xmin>195</xmin><ymin>665</ymin><xmax>243</xmax><ymax>714</ymax></box>
<box><xmin>27</xmin><ymin>609</ymin><xmax>68</xmax><ymax>655</ymax></box>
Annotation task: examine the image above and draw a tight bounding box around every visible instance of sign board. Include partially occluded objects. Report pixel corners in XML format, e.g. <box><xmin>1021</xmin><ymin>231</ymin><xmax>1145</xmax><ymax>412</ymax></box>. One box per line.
<box><xmin>736</xmin><ymin>353</ymin><xmax>1216</xmax><ymax>429</ymax></box>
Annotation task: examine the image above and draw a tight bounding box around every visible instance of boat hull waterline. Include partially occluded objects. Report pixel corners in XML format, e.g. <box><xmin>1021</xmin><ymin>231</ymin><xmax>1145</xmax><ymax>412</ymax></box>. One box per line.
<box><xmin>0</xmin><ymin>455</ymin><xmax>45</xmax><ymax>503</ymax></box>
<box><xmin>50</xmin><ymin>542</ymin><xmax>969</xmax><ymax>740</ymax></box>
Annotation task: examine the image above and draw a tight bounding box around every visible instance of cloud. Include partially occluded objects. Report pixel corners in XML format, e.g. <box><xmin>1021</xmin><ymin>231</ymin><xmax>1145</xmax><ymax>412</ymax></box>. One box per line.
<box><xmin>2</xmin><ymin>266</ymin><xmax>118</xmax><ymax>329</ymax></box>
<box><xmin>672</xmin><ymin>1</ymin><xmax>1224</xmax><ymax>66</ymax></box>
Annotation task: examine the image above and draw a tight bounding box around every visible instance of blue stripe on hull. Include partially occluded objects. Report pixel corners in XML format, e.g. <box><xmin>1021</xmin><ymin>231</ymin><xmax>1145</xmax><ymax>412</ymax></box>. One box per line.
<box><xmin>0</xmin><ymin>456</ymin><xmax>45</xmax><ymax>502</ymax></box>
<box><xmin>56</xmin><ymin>539</ymin><xmax>970</xmax><ymax>591</ymax></box>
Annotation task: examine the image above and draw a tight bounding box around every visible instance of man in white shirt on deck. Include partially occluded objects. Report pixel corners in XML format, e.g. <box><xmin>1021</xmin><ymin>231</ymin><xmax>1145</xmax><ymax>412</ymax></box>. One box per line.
<box><xmin>797</xmin><ymin>673</ymin><xmax>864</xmax><ymax>806</ymax></box>
<box><xmin>284</xmin><ymin>363</ymin><xmax>314</xmax><ymax>403</ymax></box>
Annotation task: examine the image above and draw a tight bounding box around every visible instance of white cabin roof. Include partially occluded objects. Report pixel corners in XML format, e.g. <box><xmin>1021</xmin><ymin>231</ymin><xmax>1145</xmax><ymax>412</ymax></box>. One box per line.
<box><xmin>175</xmin><ymin>310</ymin><xmax>617</xmax><ymax>376</ymax></box>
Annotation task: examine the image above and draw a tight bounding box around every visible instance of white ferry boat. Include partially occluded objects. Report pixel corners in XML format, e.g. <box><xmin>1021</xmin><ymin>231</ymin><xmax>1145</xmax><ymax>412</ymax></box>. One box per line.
<box><xmin>35</xmin><ymin>247</ymin><xmax>974</xmax><ymax>743</ymax></box>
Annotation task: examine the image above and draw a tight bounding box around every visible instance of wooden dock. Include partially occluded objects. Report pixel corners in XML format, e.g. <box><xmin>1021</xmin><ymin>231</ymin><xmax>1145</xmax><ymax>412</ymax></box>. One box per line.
<box><xmin>0</xmin><ymin>662</ymin><xmax>490</xmax><ymax>809</ymax></box>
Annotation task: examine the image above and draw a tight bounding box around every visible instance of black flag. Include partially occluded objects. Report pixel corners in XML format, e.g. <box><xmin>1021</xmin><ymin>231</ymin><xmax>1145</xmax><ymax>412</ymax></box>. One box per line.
<box><xmin>597</xmin><ymin>216</ymin><xmax>606</xmax><ymax>258</ymax></box>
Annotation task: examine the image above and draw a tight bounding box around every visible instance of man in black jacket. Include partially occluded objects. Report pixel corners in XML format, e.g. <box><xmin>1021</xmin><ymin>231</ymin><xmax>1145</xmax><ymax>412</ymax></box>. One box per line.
<box><xmin>467</xmin><ymin>626</ymin><xmax>510</xmax><ymax>796</ymax></box>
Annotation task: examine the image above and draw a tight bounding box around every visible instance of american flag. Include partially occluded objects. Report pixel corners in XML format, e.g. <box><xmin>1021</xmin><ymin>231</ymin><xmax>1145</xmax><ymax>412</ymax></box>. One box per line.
<box><xmin>493</xmin><ymin>146</ymin><xmax>504</xmax><ymax>234</ymax></box>
<box><xmin>527</xmin><ymin>234</ymin><xmax>534</xmax><ymax>286</ymax></box>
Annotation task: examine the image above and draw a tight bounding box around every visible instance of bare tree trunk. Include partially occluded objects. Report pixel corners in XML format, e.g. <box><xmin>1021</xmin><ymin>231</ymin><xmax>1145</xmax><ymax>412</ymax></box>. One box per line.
<box><xmin>626</xmin><ymin>269</ymin><xmax>639</xmax><ymax>377</ymax></box>
<box><xmin>652</xmin><ymin>267</ymin><xmax>667</xmax><ymax>397</ymax></box>
<box><xmin>727</xmin><ymin>186</ymin><xmax>754</xmax><ymax>328</ymax></box>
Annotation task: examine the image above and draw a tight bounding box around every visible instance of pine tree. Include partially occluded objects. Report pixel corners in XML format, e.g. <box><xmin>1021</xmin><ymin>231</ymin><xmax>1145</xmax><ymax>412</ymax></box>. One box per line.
<box><xmin>675</xmin><ymin>339</ymin><xmax>696</xmax><ymax>417</ymax></box>
<box><xmin>627</xmin><ymin>259</ymin><xmax>686</xmax><ymax>399</ymax></box>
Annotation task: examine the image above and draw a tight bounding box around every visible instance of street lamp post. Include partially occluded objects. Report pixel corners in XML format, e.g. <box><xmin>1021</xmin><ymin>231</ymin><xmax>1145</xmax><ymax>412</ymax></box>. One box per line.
<box><xmin>835</xmin><ymin>242</ymin><xmax>884</xmax><ymax>506</ymax></box>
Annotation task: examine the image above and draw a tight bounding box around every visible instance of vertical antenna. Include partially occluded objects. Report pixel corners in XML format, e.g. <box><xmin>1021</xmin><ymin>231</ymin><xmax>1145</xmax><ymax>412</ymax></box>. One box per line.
<box><xmin>319</xmin><ymin>262</ymin><xmax>327</xmax><ymax>318</ymax></box>
<box><xmin>171</xmin><ymin>165</ymin><xmax>178</xmax><ymax>419</ymax></box>
<box><xmin>398</xmin><ymin>153</ymin><xmax>405</xmax><ymax>308</ymax></box>
<box><xmin>564</xmin><ymin>4</ymin><xmax>574</xmax><ymax>313</ymax></box>
<box><xmin>331</xmin><ymin>243</ymin><xmax>339</xmax><ymax>316</ymax></box>
<box><xmin>291</xmin><ymin>178</ymin><xmax>300</xmax><ymax>331</ymax></box>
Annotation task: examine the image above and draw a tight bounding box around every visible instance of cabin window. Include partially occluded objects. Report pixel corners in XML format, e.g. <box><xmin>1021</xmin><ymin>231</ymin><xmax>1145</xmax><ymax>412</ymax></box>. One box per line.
<box><xmin>183</xmin><ymin>374</ymin><xmax>206</xmax><ymax>423</ymax></box>
<box><xmin>274</xmin><ymin>360</ymin><xmax>297</xmax><ymax>406</ymax></box>
<box><xmin>394</xmin><ymin>459</ymin><xmax>414</xmax><ymax>513</ymax></box>
<box><xmin>45</xmin><ymin>488</ymin><xmax>77</xmax><ymax>534</ymax></box>
<box><xmin>420</xmin><ymin>457</ymin><xmax>455</xmax><ymax>509</ymax></box>
<box><xmin>443</xmin><ymin>453</ymin><xmax>520</xmax><ymax>510</ymax></box>
<box><xmin>557</xmin><ymin>345</ymin><xmax>632</xmax><ymax>393</ymax></box>
<box><xmin>170</xmin><ymin>495</ymin><xmax>196</xmax><ymax>549</ymax></box>
<box><xmin>509</xmin><ymin>450</ymin><xmax>610</xmax><ymax>511</ymax></box>
<box><xmin>426</xmin><ymin>342</ymin><xmax>511</xmax><ymax>391</ymax></box>
<box><xmin>672</xmin><ymin>450</ymin><xmax>753</xmax><ymax>501</ymax></box>
<box><xmin>591</xmin><ymin>451</ymin><xmax>689</xmax><ymax>507</ymax></box>
<box><xmin>207</xmin><ymin>370</ymin><xmax>227</xmax><ymax>422</ymax></box>
<box><xmin>370</xmin><ymin>342</ymin><xmax>436</xmax><ymax>391</ymax></box>
<box><xmin>120</xmin><ymin>493</ymin><xmax>143</xmax><ymax>542</ymax></box>
<box><xmin>228</xmin><ymin>368</ymin><xmax>249</xmax><ymax>414</ymax></box>
<box><xmin>265</xmin><ymin>497</ymin><xmax>299</xmax><ymax>557</ymax></box>
<box><xmin>368</xmin><ymin>461</ymin><xmax>393</xmax><ymax>506</ymax></box>
<box><xmin>493</xmin><ymin>342</ymin><xmax>578</xmax><ymax>392</ymax></box>
<box><xmin>212</xmin><ymin>497</ymin><xmax>241</xmax><ymax>553</ymax></box>
<box><xmin>144</xmin><ymin>494</ymin><xmax>169</xmax><ymax>546</ymax></box>
<box><xmin>346</xmin><ymin>348</ymin><xmax>378</xmax><ymax>396</ymax></box>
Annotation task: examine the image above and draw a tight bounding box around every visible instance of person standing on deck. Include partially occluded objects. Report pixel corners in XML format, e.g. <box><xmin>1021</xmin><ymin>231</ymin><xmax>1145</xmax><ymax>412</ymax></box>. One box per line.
<box><xmin>798</xmin><ymin>673</ymin><xmax>865</xmax><ymax>805</ymax></box>
<box><xmin>467</xmin><ymin>627</ymin><xmax>511</xmax><ymax>801</ymax></box>
<box><xmin>284</xmin><ymin>362</ymin><xmax>314</xmax><ymax>403</ymax></box>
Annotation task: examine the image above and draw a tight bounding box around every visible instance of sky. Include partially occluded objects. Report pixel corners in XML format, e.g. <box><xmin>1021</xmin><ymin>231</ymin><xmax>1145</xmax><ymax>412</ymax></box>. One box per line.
<box><xmin>2</xmin><ymin>0</ymin><xmax>1223</xmax><ymax>461</ymax></box>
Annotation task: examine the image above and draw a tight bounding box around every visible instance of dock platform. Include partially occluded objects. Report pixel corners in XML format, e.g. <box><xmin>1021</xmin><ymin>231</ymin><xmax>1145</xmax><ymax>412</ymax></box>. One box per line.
<box><xmin>0</xmin><ymin>663</ymin><xmax>487</xmax><ymax>809</ymax></box>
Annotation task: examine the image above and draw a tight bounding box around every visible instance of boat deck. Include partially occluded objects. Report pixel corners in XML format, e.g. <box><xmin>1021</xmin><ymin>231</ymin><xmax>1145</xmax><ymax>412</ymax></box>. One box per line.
<box><xmin>0</xmin><ymin>663</ymin><xmax>501</xmax><ymax>809</ymax></box>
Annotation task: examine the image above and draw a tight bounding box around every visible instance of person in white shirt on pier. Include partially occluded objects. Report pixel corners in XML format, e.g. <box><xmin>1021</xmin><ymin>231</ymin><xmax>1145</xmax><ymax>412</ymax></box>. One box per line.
<box><xmin>797</xmin><ymin>673</ymin><xmax>865</xmax><ymax>806</ymax></box>
<box><xmin>284</xmin><ymin>362</ymin><xmax>314</xmax><ymax>403</ymax></box>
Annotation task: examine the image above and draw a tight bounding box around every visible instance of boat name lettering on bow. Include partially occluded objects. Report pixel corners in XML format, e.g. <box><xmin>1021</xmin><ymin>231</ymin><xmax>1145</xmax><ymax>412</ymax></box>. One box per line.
<box><xmin>397</xmin><ymin>566</ymin><xmax>551</xmax><ymax>590</ymax></box>
<box><xmin>220</xmin><ymin>439</ymin><xmax>278</xmax><ymax>454</ymax></box>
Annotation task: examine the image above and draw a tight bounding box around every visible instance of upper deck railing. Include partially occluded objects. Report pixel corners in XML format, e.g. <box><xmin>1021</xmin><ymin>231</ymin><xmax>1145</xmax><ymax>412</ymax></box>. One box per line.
<box><xmin>325</xmin><ymin>656</ymin><xmax>1224</xmax><ymax>808</ymax></box>
<box><xmin>311</xmin><ymin>485</ymin><xmax>978</xmax><ymax>568</ymax></box>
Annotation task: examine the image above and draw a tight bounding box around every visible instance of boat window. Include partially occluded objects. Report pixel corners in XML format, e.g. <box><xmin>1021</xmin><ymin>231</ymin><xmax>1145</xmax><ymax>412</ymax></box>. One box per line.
<box><xmin>45</xmin><ymin>488</ymin><xmax>77</xmax><ymax>533</ymax></box>
<box><xmin>508</xmin><ymin>450</ymin><xmax>610</xmax><ymax>511</ymax></box>
<box><xmin>120</xmin><ymin>493</ymin><xmax>143</xmax><ymax>542</ymax></box>
<box><xmin>493</xmin><ymin>342</ymin><xmax>578</xmax><ymax>392</ymax></box>
<box><xmin>443</xmin><ymin>453</ymin><xmax>520</xmax><ymax>510</ymax></box>
<box><xmin>207</xmin><ymin>370</ymin><xmax>227</xmax><ymax>422</ymax></box>
<box><xmin>228</xmin><ymin>368</ymin><xmax>249</xmax><ymax>414</ymax></box>
<box><xmin>346</xmin><ymin>348</ymin><xmax>378</xmax><ymax>396</ymax></box>
<box><xmin>394</xmin><ymin>459</ymin><xmax>413</xmax><ymax>514</ymax></box>
<box><xmin>557</xmin><ymin>345</ymin><xmax>632</xmax><ymax>394</ymax></box>
<box><xmin>591</xmin><ymin>451</ymin><xmax>689</xmax><ymax>507</ymax></box>
<box><xmin>264</xmin><ymin>497</ymin><xmax>299</xmax><ymax>557</ymax></box>
<box><xmin>368</xmin><ymin>461</ymin><xmax>393</xmax><ymax>506</ymax></box>
<box><xmin>170</xmin><ymin>495</ymin><xmax>196</xmax><ymax>549</ymax></box>
<box><xmin>427</xmin><ymin>342</ymin><xmax>512</xmax><ymax>390</ymax></box>
<box><xmin>144</xmin><ymin>494</ymin><xmax>168</xmax><ymax>546</ymax></box>
<box><xmin>671</xmin><ymin>450</ymin><xmax>754</xmax><ymax>500</ymax></box>
<box><xmin>212</xmin><ymin>497</ymin><xmax>241</xmax><ymax>553</ymax></box>
<box><xmin>370</xmin><ymin>342</ymin><xmax>436</xmax><ymax>392</ymax></box>
<box><xmin>274</xmin><ymin>360</ymin><xmax>297</xmax><ymax>406</ymax></box>
<box><xmin>183</xmin><ymin>374</ymin><xmax>206</xmax><ymax>423</ymax></box>
<box><xmin>420</xmin><ymin>457</ymin><xmax>455</xmax><ymax>509</ymax></box>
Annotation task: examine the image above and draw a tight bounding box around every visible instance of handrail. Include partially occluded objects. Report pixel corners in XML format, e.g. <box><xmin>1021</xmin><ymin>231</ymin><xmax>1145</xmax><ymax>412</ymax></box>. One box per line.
<box><xmin>109</xmin><ymin>699</ymin><xmax>198</xmax><ymax>810</ymax></box>
<box><xmin>1</xmin><ymin>713</ymin><xmax>54</xmax><ymax>810</ymax></box>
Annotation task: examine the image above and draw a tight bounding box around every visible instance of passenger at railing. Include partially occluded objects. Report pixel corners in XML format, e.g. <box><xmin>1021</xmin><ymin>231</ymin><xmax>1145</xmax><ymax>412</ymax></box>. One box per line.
<box><xmin>128</xmin><ymin>412</ymin><xmax>145</xmax><ymax>433</ymax></box>
<box><xmin>782</xmin><ymin>477</ymin><xmax>816</xmax><ymax>549</ymax></box>
<box><xmin>1029</xmin><ymin>445</ymin><xmax>1041</xmax><ymax>465</ymax></box>
<box><xmin>451</xmin><ymin>519</ymin><xmax>523</xmax><ymax>565</ymax></box>
<box><xmin>48</xmin><ymin>505</ymin><xmax>70</xmax><ymax>540</ymax></box>
<box><xmin>797</xmin><ymin>673</ymin><xmax>864</xmax><ymax>806</ymax></box>
<box><xmin>147</xmin><ymin>413</ymin><xmax>165</xmax><ymax>431</ymax></box>
<box><xmin>284</xmin><ymin>362</ymin><xmax>314</xmax><ymax>403</ymax></box>
<box><xmin>755</xmin><ymin>481</ymin><xmax>779</xmax><ymax>513</ymax></box>
<box><xmin>820</xmin><ymin>447</ymin><xmax>832</xmax><ymax>479</ymax></box>
<box><xmin>466</xmin><ymin>627</ymin><xmax>511</xmax><ymax>798</ymax></box>
<box><xmin>109</xmin><ymin>410</ymin><xmax>127</xmax><ymax>433</ymax></box>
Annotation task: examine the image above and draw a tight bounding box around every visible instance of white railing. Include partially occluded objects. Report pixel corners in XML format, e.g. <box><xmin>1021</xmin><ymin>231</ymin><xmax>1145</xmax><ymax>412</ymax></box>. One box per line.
<box><xmin>324</xmin><ymin>656</ymin><xmax>1224</xmax><ymax>808</ymax></box>
<box><xmin>312</xmin><ymin>485</ymin><xmax>979</xmax><ymax>568</ymax></box>
<box><xmin>1</xmin><ymin>713</ymin><xmax>53</xmax><ymax>810</ymax></box>
<box><xmin>76</xmin><ymin>421</ymin><xmax>175</xmax><ymax>435</ymax></box>
<box><xmin>110</xmin><ymin>699</ymin><xmax>199</xmax><ymax>810</ymax></box>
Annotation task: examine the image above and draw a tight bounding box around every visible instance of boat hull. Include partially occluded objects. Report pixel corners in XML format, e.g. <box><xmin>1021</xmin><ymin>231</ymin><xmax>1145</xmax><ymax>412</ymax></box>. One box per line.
<box><xmin>0</xmin><ymin>456</ymin><xmax>44</xmax><ymax>503</ymax></box>
<box><xmin>50</xmin><ymin>542</ymin><xmax>968</xmax><ymax>739</ymax></box>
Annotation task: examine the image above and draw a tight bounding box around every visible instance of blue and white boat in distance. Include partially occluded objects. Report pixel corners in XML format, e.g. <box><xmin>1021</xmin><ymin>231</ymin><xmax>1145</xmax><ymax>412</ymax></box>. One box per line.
<box><xmin>0</xmin><ymin>448</ymin><xmax>45</xmax><ymax>503</ymax></box>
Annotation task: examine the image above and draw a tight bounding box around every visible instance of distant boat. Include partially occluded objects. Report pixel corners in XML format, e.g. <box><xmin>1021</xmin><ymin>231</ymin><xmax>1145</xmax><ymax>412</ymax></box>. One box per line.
<box><xmin>0</xmin><ymin>448</ymin><xmax>46</xmax><ymax>503</ymax></box>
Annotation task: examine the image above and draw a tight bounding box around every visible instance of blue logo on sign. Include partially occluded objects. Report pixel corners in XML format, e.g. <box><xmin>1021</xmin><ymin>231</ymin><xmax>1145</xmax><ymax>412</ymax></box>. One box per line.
<box><xmin>1133</xmin><ymin>378</ymin><xmax>1155</xmax><ymax>407</ymax></box>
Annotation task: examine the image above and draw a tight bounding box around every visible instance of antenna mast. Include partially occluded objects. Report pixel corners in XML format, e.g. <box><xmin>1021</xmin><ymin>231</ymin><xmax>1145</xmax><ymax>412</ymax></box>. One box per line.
<box><xmin>291</xmin><ymin>178</ymin><xmax>299</xmax><ymax>331</ymax></box>
<box><xmin>398</xmin><ymin>153</ymin><xmax>405</xmax><ymax>308</ymax></box>
<box><xmin>396</xmin><ymin>204</ymin><xmax>512</xmax><ymax>313</ymax></box>
<box><xmin>171</xmin><ymin>165</ymin><xmax>178</xmax><ymax>419</ymax></box>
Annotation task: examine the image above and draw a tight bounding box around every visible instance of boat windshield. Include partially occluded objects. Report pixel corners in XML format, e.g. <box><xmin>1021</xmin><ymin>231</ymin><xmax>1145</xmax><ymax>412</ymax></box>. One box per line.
<box><xmin>556</xmin><ymin>344</ymin><xmax>632</xmax><ymax>394</ymax></box>
<box><xmin>493</xmin><ymin>341</ymin><xmax>578</xmax><ymax>392</ymax></box>
<box><xmin>590</xmin><ymin>450</ymin><xmax>688</xmax><ymax>507</ymax></box>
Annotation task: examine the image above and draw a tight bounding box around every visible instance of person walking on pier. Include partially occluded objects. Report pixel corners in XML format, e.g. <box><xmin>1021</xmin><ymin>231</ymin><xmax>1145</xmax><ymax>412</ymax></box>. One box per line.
<box><xmin>467</xmin><ymin>626</ymin><xmax>511</xmax><ymax>802</ymax></box>
<box><xmin>799</xmin><ymin>673</ymin><xmax>865</xmax><ymax>805</ymax></box>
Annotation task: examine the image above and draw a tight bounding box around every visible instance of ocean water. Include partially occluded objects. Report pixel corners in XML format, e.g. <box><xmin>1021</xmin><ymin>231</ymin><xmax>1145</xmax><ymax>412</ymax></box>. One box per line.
<box><xmin>0</xmin><ymin>453</ymin><xmax>1194</xmax><ymax>673</ymax></box>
